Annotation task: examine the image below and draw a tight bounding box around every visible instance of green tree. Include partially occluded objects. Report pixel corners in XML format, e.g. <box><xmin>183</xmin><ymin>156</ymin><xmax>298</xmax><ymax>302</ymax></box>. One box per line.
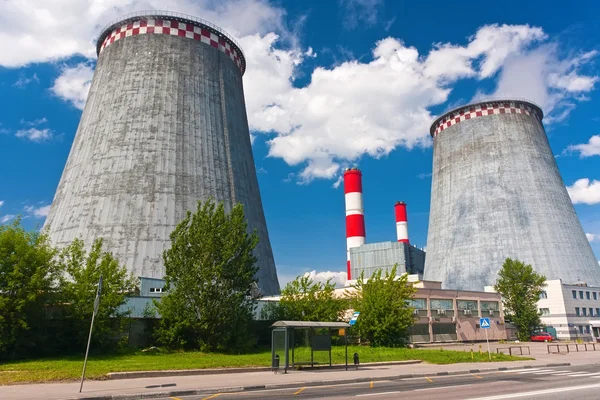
<box><xmin>348</xmin><ymin>265</ymin><xmax>416</xmax><ymax>347</ymax></box>
<box><xmin>57</xmin><ymin>238</ymin><xmax>138</xmax><ymax>350</ymax></box>
<box><xmin>265</xmin><ymin>274</ymin><xmax>346</xmax><ymax>322</ymax></box>
<box><xmin>494</xmin><ymin>258</ymin><xmax>546</xmax><ymax>341</ymax></box>
<box><xmin>0</xmin><ymin>219</ymin><xmax>58</xmax><ymax>360</ymax></box>
<box><xmin>155</xmin><ymin>199</ymin><xmax>260</xmax><ymax>353</ymax></box>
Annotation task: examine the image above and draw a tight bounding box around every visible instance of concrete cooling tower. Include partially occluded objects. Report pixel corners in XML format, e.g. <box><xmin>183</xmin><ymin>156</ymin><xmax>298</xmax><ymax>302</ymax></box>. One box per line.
<box><xmin>44</xmin><ymin>12</ymin><xmax>280</xmax><ymax>295</ymax></box>
<box><xmin>424</xmin><ymin>99</ymin><xmax>600</xmax><ymax>291</ymax></box>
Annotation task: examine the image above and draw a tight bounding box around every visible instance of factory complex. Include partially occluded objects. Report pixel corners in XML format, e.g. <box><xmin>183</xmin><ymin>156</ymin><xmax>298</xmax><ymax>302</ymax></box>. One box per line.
<box><xmin>40</xmin><ymin>11</ymin><xmax>600</xmax><ymax>343</ymax></box>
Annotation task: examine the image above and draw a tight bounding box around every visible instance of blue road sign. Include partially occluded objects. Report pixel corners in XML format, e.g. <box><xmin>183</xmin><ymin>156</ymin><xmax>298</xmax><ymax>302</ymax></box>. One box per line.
<box><xmin>349</xmin><ymin>311</ymin><xmax>360</xmax><ymax>326</ymax></box>
<box><xmin>479</xmin><ymin>317</ymin><xmax>491</xmax><ymax>329</ymax></box>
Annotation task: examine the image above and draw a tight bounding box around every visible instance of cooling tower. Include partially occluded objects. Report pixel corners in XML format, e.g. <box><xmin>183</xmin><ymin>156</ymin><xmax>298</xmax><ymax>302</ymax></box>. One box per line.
<box><xmin>424</xmin><ymin>99</ymin><xmax>600</xmax><ymax>291</ymax></box>
<box><xmin>43</xmin><ymin>12</ymin><xmax>280</xmax><ymax>295</ymax></box>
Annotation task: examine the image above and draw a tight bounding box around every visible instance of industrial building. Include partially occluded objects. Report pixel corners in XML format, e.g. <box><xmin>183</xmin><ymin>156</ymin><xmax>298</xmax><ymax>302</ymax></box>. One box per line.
<box><xmin>535</xmin><ymin>279</ymin><xmax>600</xmax><ymax>341</ymax></box>
<box><xmin>343</xmin><ymin>168</ymin><xmax>426</xmax><ymax>282</ymax></box>
<box><xmin>258</xmin><ymin>275</ymin><xmax>508</xmax><ymax>343</ymax></box>
<box><xmin>43</xmin><ymin>12</ymin><xmax>280</xmax><ymax>295</ymax></box>
<box><xmin>424</xmin><ymin>99</ymin><xmax>600</xmax><ymax>291</ymax></box>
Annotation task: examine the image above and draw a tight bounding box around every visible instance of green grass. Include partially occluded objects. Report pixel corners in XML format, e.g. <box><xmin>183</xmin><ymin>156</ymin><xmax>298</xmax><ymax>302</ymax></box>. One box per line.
<box><xmin>0</xmin><ymin>346</ymin><xmax>530</xmax><ymax>385</ymax></box>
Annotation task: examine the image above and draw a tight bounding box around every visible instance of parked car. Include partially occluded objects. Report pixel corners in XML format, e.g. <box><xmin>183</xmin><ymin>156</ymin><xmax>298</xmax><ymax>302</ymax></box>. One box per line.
<box><xmin>530</xmin><ymin>332</ymin><xmax>553</xmax><ymax>342</ymax></box>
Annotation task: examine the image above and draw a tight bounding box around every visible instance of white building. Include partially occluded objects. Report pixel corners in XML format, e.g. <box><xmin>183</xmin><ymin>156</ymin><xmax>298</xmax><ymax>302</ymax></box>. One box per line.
<box><xmin>537</xmin><ymin>279</ymin><xmax>600</xmax><ymax>341</ymax></box>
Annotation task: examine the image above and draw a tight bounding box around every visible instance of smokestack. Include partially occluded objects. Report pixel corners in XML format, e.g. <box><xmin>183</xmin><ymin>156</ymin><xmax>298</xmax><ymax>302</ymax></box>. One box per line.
<box><xmin>395</xmin><ymin>201</ymin><xmax>409</xmax><ymax>244</ymax></box>
<box><xmin>344</xmin><ymin>168</ymin><xmax>366</xmax><ymax>280</ymax></box>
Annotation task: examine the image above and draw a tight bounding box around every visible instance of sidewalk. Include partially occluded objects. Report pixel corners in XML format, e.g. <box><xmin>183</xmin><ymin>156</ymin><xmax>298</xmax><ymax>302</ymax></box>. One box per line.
<box><xmin>2</xmin><ymin>346</ymin><xmax>599</xmax><ymax>400</ymax></box>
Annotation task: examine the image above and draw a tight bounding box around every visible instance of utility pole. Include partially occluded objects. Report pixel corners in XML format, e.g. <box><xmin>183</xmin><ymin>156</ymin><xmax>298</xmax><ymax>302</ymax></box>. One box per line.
<box><xmin>79</xmin><ymin>276</ymin><xmax>102</xmax><ymax>393</ymax></box>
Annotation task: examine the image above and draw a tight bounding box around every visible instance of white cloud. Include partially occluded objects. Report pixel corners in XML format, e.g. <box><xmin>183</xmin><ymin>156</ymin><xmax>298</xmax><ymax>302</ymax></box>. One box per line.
<box><xmin>13</xmin><ymin>73</ymin><xmax>40</xmax><ymax>88</ymax></box>
<box><xmin>24</xmin><ymin>204</ymin><xmax>51</xmax><ymax>218</ymax></box>
<box><xmin>566</xmin><ymin>135</ymin><xmax>600</xmax><ymax>158</ymax></box>
<box><xmin>338</xmin><ymin>0</ymin><xmax>384</xmax><ymax>30</ymax></box>
<box><xmin>0</xmin><ymin>215</ymin><xmax>15</xmax><ymax>224</ymax></box>
<box><xmin>21</xmin><ymin>118</ymin><xmax>48</xmax><ymax>126</ymax></box>
<box><xmin>0</xmin><ymin>200</ymin><xmax>3</xmax><ymax>208</ymax></box>
<box><xmin>477</xmin><ymin>46</ymin><xmax>598</xmax><ymax>123</ymax></box>
<box><xmin>587</xmin><ymin>233</ymin><xmax>598</xmax><ymax>242</ymax></box>
<box><xmin>51</xmin><ymin>63</ymin><xmax>94</xmax><ymax>110</ymax></box>
<box><xmin>1</xmin><ymin>2</ymin><xmax>597</xmax><ymax>184</ymax></box>
<box><xmin>15</xmin><ymin>128</ymin><xmax>53</xmax><ymax>142</ymax></box>
<box><xmin>567</xmin><ymin>179</ymin><xmax>600</xmax><ymax>205</ymax></box>
<box><xmin>302</xmin><ymin>270</ymin><xmax>348</xmax><ymax>288</ymax></box>
<box><xmin>0</xmin><ymin>0</ymin><xmax>287</xmax><ymax>68</ymax></box>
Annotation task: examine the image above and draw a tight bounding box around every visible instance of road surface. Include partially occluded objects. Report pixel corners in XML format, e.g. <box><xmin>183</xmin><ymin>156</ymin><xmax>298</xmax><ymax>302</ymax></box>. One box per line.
<box><xmin>162</xmin><ymin>364</ymin><xmax>600</xmax><ymax>400</ymax></box>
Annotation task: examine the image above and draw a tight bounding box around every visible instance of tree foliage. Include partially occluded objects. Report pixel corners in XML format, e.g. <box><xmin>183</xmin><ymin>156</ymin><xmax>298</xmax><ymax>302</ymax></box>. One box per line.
<box><xmin>57</xmin><ymin>238</ymin><xmax>138</xmax><ymax>350</ymax></box>
<box><xmin>494</xmin><ymin>258</ymin><xmax>546</xmax><ymax>341</ymax></box>
<box><xmin>0</xmin><ymin>219</ymin><xmax>58</xmax><ymax>360</ymax></box>
<box><xmin>263</xmin><ymin>274</ymin><xmax>347</xmax><ymax>322</ymax></box>
<box><xmin>155</xmin><ymin>199</ymin><xmax>260</xmax><ymax>353</ymax></box>
<box><xmin>348</xmin><ymin>265</ymin><xmax>416</xmax><ymax>347</ymax></box>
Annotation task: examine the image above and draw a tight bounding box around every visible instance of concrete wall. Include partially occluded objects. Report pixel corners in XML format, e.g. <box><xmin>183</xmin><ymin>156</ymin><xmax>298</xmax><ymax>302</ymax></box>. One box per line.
<box><xmin>350</xmin><ymin>241</ymin><xmax>425</xmax><ymax>279</ymax></box>
<box><xmin>424</xmin><ymin>100</ymin><xmax>600</xmax><ymax>291</ymax></box>
<box><xmin>43</xmin><ymin>15</ymin><xmax>280</xmax><ymax>295</ymax></box>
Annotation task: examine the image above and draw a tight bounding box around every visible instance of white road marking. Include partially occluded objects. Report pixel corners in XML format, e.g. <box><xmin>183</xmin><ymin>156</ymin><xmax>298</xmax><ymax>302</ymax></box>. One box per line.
<box><xmin>465</xmin><ymin>382</ymin><xmax>600</xmax><ymax>400</ymax></box>
<box><xmin>562</xmin><ymin>372</ymin><xmax>600</xmax><ymax>377</ymax></box>
<box><xmin>502</xmin><ymin>368</ymin><xmax>545</xmax><ymax>373</ymax></box>
<box><xmin>514</xmin><ymin>370</ymin><xmax>553</xmax><ymax>374</ymax></box>
<box><xmin>414</xmin><ymin>385</ymin><xmax>472</xmax><ymax>392</ymax></box>
<box><xmin>356</xmin><ymin>391</ymin><xmax>403</xmax><ymax>397</ymax></box>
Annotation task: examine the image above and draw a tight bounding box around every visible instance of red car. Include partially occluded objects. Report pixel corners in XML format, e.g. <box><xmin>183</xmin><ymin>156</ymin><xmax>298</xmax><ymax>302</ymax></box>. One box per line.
<box><xmin>530</xmin><ymin>332</ymin><xmax>553</xmax><ymax>342</ymax></box>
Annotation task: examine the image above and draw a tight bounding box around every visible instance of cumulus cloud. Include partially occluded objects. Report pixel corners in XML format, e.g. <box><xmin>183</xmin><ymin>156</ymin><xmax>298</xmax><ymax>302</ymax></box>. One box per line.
<box><xmin>566</xmin><ymin>135</ymin><xmax>600</xmax><ymax>158</ymax></box>
<box><xmin>51</xmin><ymin>63</ymin><xmax>94</xmax><ymax>110</ymax></box>
<box><xmin>587</xmin><ymin>233</ymin><xmax>598</xmax><ymax>242</ymax></box>
<box><xmin>476</xmin><ymin>46</ymin><xmax>598</xmax><ymax>123</ymax></box>
<box><xmin>24</xmin><ymin>204</ymin><xmax>51</xmax><ymax>218</ymax></box>
<box><xmin>0</xmin><ymin>200</ymin><xmax>3</xmax><ymax>208</ymax></box>
<box><xmin>567</xmin><ymin>178</ymin><xmax>600</xmax><ymax>205</ymax></box>
<box><xmin>0</xmin><ymin>0</ymin><xmax>287</xmax><ymax>68</ymax></box>
<box><xmin>302</xmin><ymin>270</ymin><xmax>348</xmax><ymax>288</ymax></box>
<box><xmin>21</xmin><ymin>118</ymin><xmax>48</xmax><ymax>126</ymax></box>
<box><xmin>0</xmin><ymin>215</ymin><xmax>15</xmax><ymax>224</ymax></box>
<box><xmin>15</xmin><ymin>128</ymin><xmax>53</xmax><ymax>142</ymax></box>
<box><xmin>1</xmin><ymin>2</ymin><xmax>597</xmax><ymax>183</ymax></box>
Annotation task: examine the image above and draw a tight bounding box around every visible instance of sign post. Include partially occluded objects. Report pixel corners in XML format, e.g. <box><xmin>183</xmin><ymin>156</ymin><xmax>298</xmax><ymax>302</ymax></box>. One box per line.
<box><xmin>479</xmin><ymin>317</ymin><xmax>491</xmax><ymax>361</ymax></box>
<box><xmin>79</xmin><ymin>276</ymin><xmax>103</xmax><ymax>393</ymax></box>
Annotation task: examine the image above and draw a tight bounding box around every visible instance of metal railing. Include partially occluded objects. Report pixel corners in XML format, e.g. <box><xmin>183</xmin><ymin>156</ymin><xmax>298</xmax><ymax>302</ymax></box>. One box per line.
<box><xmin>548</xmin><ymin>342</ymin><xmax>598</xmax><ymax>353</ymax></box>
<box><xmin>96</xmin><ymin>10</ymin><xmax>245</xmax><ymax>58</ymax></box>
<box><xmin>496</xmin><ymin>346</ymin><xmax>530</xmax><ymax>356</ymax></box>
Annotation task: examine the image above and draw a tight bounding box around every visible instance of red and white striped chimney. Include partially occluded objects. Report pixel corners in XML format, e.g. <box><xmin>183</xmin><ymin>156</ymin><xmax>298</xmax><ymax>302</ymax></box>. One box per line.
<box><xmin>395</xmin><ymin>201</ymin><xmax>409</xmax><ymax>244</ymax></box>
<box><xmin>344</xmin><ymin>168</ymin><xmax>366</xmax><ymax>280</ymax></box>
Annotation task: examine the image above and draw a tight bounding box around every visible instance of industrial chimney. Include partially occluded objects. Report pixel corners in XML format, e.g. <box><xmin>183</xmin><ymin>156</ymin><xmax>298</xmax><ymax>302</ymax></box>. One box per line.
<box><xmin>344</xmin><ymin>168</ymin><xmax>366</xmax><ymax>280</ymax></box>
<box><xmin>43</xmin><ymin>12</ymin><xmax>281</xmax><ymax>295</ymax></box>
<box><xmin>395</xmin><ymin>201</ymin><xmax>409</xmax><ymax>244</ymax></box>
<box><xmin>424</xmin><ymin>99</ymin><xmax>600</xmax><ymax>290</ymax></box>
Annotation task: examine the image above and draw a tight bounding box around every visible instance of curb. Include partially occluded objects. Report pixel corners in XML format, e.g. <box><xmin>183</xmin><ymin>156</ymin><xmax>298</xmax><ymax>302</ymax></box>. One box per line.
<box><xmin>73</xmin><ymin>362</ymin><xmax>572</xmax><ymax>400</ymax></box>
<box><xmin>106</xmin><ymin>360</ymin><xmax>422</xmax><ymax>380</ymax></box>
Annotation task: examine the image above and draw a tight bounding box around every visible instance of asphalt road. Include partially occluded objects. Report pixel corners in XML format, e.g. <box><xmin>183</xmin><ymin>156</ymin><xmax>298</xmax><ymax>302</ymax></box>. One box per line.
<box><xmin>162</xmin><ymin>364</ymin><xmax>600</xmax><ymax>400</ymax></box>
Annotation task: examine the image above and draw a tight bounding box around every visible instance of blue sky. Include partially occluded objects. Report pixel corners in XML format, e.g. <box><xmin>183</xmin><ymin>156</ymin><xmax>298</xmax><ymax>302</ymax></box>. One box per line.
<box><xmin>1</xmin><ymin>0</ymin><xmax>599</xmax><ymax>287</ymax></box>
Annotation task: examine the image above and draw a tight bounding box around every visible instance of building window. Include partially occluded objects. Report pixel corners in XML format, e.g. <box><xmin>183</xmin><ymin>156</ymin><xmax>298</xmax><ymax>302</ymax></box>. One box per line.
<box><xmin>587</xmin><ymin>292</ymin><xmax>591</xmax><ymax>300</ymax></box>
<box><xmin>576</xmin><ymin>307</ymin><xmax>580</xmax><ymax>316</ymax></box>
<box><xmin>430</xmin><ymin>299</ymin><xmax>453</xmax><ymax>315</ymax></box>
<box><xmin>594</xmin><ymin>292</ymin><xmax>598</xmax><ymax>300</ymax></box>
<box><xmin>586</xmin><ymin>326</ymin><xmax>591</xmax><ymax>334</ymax></box>
<box><xmin>583</xmin><ymin>308</ymin><xmax>587</xmax><ymax>316</ymax></box>
<box><xmin>539</xmin><ymin>291</ymin><xmax>548</xmax><ymax>299</ymax></box>
<box><xmin>580</xmin><ymin>290</ymin><xmax>584</xmax><ymax>299</ymax></box>
<box><xmin>457</xmin><ymin>300</ymin><xmax>478</xmax><ymax>316</ymax></box>
<box><xmin>408</xmin><ymin>298</ymin><xmax>427</xmax><ymax>310</ymax></box>
<box><xmin>149</xmin><ymin>287</ymin><xmax>164</xmax><ymax>293</ymax></box>
<box><xmin>481</xmin><ymin>301</ymin><xmax>499</xmax><ymax>316</ymax></box>
<box><xmin>572</xmin><ymin>290</ymin><xmax>577</xmax><ymax>299</ymax></box>
<box><xmin>597</xmin><ymin>308</ymin><xmax>600</xmax><ymax>316</ymax></box>
<box><xmin>539</xmin><ymin>308</ymin><xmax>550</xmax><ymax>316</ymax></box>
<box><xmin>579</xmin><ymin>326</ymin><xmax>584</xmax><ymax>334</ymax></box>
<box><xmin>590</xmin><ymin>308</ymin><xmax>594</xmax><ymax>316</ymax></box>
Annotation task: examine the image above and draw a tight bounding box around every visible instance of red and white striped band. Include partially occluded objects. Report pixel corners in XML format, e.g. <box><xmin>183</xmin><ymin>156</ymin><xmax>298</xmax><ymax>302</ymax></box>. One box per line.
<box><xmin>99</xmin><ymin>18</ymin><xmax>244</xmax><ymax>74</ymax></box>
<box><xmin>431</xmin><ymin>101</ymin><xmax>542</xmax><ymax>137</ymax></box>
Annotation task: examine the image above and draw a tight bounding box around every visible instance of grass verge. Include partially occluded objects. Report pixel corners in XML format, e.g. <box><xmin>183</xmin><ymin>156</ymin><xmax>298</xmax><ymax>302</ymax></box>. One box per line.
<box><xmin>0</xmin><ymin>346</ymin><xmax>530</xmax><ymax>385</ymax></box>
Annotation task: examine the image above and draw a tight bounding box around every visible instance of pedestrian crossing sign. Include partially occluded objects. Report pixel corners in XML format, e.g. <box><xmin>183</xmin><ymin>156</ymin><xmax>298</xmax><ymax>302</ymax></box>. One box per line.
<box><xmin>479</xmin><ymin>317</ymin><xmax>491</xmax><ymax>329</ymax></box>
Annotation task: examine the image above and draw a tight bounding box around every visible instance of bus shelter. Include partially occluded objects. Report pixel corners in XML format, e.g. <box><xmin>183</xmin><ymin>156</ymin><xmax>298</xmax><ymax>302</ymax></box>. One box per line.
<box><xmin>270</xmin><ymin>321</ymin><xmax>351</xmax><ymax>374</ymax></box>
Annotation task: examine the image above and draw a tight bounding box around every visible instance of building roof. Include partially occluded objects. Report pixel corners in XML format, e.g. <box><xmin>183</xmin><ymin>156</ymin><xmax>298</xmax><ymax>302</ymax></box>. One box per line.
<box><xmin>271</xmin><ymin>321</ymin><xmax>350</xmax><ymax>329</ymax></box>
